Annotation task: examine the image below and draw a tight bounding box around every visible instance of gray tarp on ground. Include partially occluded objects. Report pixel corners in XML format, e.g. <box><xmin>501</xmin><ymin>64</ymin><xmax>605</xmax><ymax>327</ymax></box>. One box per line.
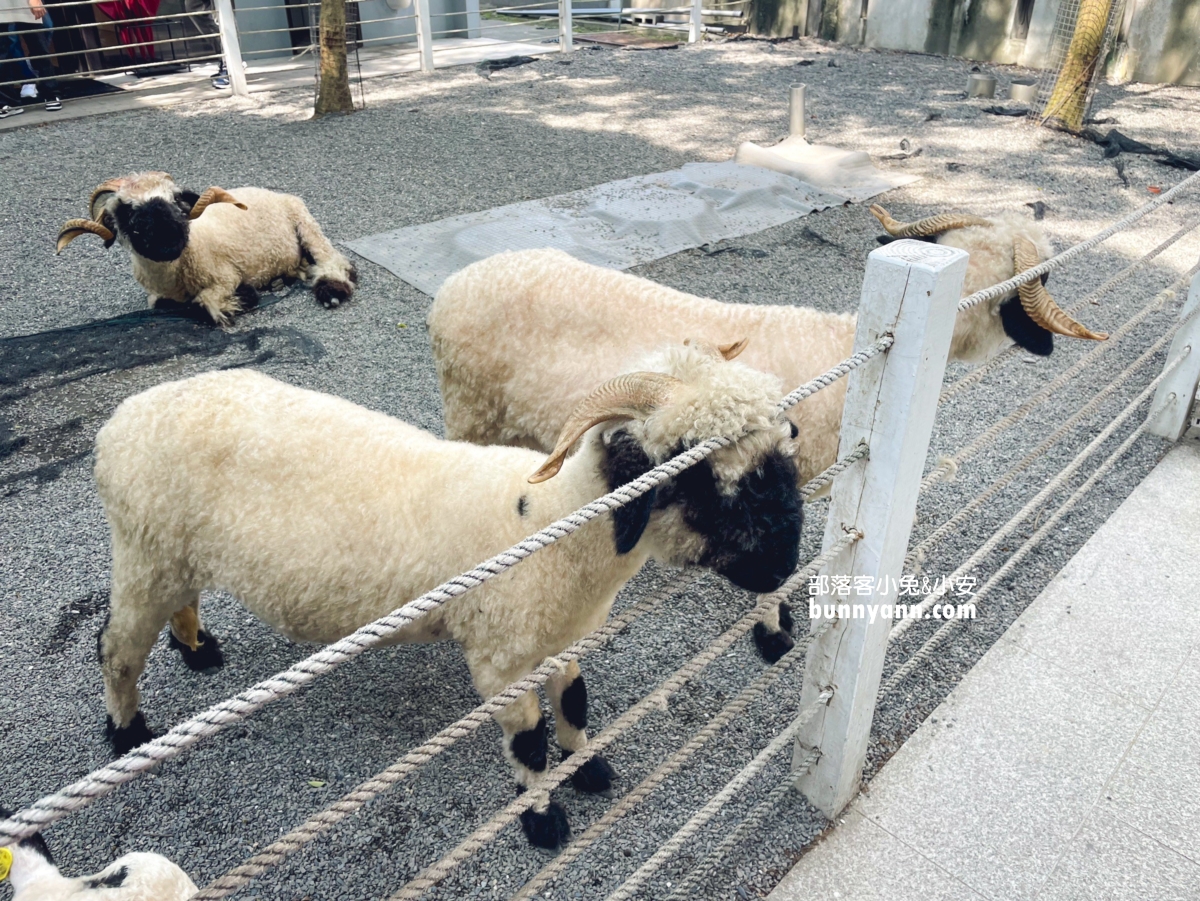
<box><xmin>346</xmin><ymin>144</ymin><xmax>917</xmax><ymax>296</ymax></box>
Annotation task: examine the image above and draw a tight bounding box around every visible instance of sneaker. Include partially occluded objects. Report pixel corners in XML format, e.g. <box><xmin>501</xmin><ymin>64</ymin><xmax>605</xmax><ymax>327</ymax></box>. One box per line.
<box><xmin>20</xmin><ymin>83</ymin><xmax>37</xmax><ymax>99</ymax></box>
<box><xmin>0</xmin><ymin>105</ymin><xmax>24</xmax><ymax>119</ymax></box>
<box><xmin>45</xmin><ymin>96</ymin><xmax>62</xmax><ymax>111</ymax></box>
<box><xmin>211</xmin><ymin>73</ymin><xmax>230</xmax><ymax>89</ymax></box>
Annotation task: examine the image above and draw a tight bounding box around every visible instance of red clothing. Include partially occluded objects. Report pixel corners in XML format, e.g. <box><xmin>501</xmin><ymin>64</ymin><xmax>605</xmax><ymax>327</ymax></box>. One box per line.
<box><xmin>96</xmin><ymin>0</ymin><xmax>161</xmax><ymax>61</ymax></box>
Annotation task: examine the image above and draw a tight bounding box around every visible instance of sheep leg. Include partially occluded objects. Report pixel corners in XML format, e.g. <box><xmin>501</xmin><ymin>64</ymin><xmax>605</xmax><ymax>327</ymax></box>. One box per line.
<box><xmin>295</xmin><ymin>213</ymin><xmax>357</xmax><ymax>309</ymax></box>
<box><xmin>192</xmin><ymin>283</ymin><xmax>243</xmax><ymax>327</ymax></box>
<box><xmin>546</xmin><ymin>660</ymin><xmax>616</xmax><ymax>796</ymax></box>
<box><xmin>752</xmin><ymin>600</ymin><xmax>795</xmax><ymax>664</ymax></box>
<box><xmin>167</xmin><ymin>597</ymin><xmax>225</xmax><ymax>671</ymax></box>
<box><xmin>472</xmin><ymin>661</ymin><xmax>570</xmax><ymax>849</ymax></box>
<box><xmin>99</xmin><ymin>579</ymin><xmax>180</xmax><ymax>755</ymax></box>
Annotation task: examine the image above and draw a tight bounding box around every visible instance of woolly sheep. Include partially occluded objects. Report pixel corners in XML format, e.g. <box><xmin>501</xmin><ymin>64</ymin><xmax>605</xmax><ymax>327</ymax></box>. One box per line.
<box><xmin>0</xmin><ymin>812</ymin><xmax>196</xmax><ymax>901</ymax></box>
<box><xmin>426</xmin><ymin>207</ymin><xmax>1107</xmax><ymax>662</ymax></box>
<box><xmin>56</xmin><ymin>172</ymin><xmax>358</xmax><ymax>325</ymax></box>
<box><xmin>93</xmin><ymin>344</ymin><xmax>802</xmax><ymax>849</ymax></box>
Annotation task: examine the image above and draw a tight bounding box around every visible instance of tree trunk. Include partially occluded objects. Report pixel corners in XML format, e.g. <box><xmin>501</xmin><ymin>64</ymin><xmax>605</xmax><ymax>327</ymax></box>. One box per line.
<box><xmin>314</xmin><ymin>0</ymin><xmax>354</xmax><ymax>118</ymax></box>
<box><xmin>1040</xmin><ymin>0</ymin><xmax>1113</xmax><ymax>132</ymax></box>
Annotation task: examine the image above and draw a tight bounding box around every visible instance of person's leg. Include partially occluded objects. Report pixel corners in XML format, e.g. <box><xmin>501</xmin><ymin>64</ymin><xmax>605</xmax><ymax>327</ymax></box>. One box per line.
<box><xmin>11</xmin><ymin>22</ymin><xmax>60</xmax><ymax>106</ymax></box>
<box><xmin>183</xmin><ymin>0</ymin><xmax>230</xmax><ymax>87</ymax></box>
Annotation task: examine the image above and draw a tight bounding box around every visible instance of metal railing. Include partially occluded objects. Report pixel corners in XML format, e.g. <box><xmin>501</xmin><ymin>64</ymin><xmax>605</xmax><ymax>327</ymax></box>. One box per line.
<box><xmin>0</xmin><ymin>0</ymin><xmax>730</xmax><ymax>102</ymax></box>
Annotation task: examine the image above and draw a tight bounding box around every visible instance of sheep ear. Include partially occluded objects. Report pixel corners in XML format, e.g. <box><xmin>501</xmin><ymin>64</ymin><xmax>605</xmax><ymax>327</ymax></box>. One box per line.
<box><xmin>601</xmin><ymin>429</ymin><xmax>657</xmax><ymax>555</ymax></box>
<box><xmin>188</xmin><ymin>187</ymin><xmax>249</xmax><ymax>220</ymax></box>
<box><xmin>177</xmin><ymin>191</ymin><xmax>201</xmax><ymax>215</ymax></box>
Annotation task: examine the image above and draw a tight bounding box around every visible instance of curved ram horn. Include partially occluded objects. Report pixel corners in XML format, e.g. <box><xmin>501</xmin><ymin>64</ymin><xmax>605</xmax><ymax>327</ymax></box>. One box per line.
<box><xmin>869</xmin><ymin>204</ymin><xmax>992</xmax><ymax>238</ymax></box>
<box><xmin>56</xmin><ymin>218</ymin><xmax>115</xmax><ymax>254</ymax></box>
<box><xmin>1013</xmin><ymin>236</ymin><xmax>1108</xmax><ymax>341</ymax></box>
<box><xmin>188</xmin><ymin>187</ymin><xmax>249</xmax><ymax>220</ymax></box>
<box><xmin>89</xmin><ymin>178</ymin><xmax>129</xmax><ymax>221</ymax></box>
<box><xmin>683</xmin><ymin>337</ymin><xmax>750</xmax><ymax>361</ymax></box>
<box><xmin>529</xmin><ymin>371</ymin><xmax>684</xmax><ymax>484</ymax></box>
<box><xmin>717</xmin><ymin>338</ymin><xmax>749</xmax><ymax>361</ymax></box>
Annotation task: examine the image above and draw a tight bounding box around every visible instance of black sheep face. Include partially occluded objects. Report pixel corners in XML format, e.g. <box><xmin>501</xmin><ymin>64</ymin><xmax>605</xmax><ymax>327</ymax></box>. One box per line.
<box><xmin>602</xmin><ymin>429</ymin><xmax>803</xmax><ymax>594</ymax></box>
<box><xmin>997</xmin><ymin>271</ymin><xmax>1054</xmax><ymax>357</ymax></box>
<box><xmin>112</xmin><ymin>194</ymin><xmax>195</xmax><ymax>263</ymax></box>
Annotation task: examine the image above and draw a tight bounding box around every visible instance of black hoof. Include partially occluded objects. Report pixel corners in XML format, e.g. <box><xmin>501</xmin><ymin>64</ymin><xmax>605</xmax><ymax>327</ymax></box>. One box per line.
<box><xmin>753</xmin><ymin>621</ymin><xmax>795</xmax><ymax>664</ymax></box>
<box><xmin>313</xmin><ymin>278</ymin><xmax>353</xmax><ymax>309</ymax></box>
<box><xmin>168</xmin><ymin>629</ymin><xmax>225</xmax><ymax>671</ymax></box>
<box><xmin>235</xmin><ymin>283</ymin><xmax>261</xmax><ymax>311</ymax></box>
<box><xmin>519</xmin><ymin>800</ymin><xmax>570</xmax><ymax>850</ymax></box>
<box><xmin>568</xmin><ymin>753</ymin><xmax>616</xmax><ymax>795</ymax></box>
<box><xmin>106</xmin><ymin>712</ymin><xmax>154</xmax><ymax>756</ymax></box>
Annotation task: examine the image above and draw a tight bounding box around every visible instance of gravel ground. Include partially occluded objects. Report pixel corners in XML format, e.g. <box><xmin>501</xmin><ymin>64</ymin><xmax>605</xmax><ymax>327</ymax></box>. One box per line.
<box><xmin>2</xmin><ymin>36</ymin><xmax>1200</xmax><ymax>901</ymax></box>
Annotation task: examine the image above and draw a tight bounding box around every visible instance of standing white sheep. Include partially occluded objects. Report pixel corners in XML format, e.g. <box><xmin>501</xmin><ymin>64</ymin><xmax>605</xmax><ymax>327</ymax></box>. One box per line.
<box><xmin>94</xmin><ymin>343</ymin><xmax>803</xmax><ymax>848</ymax></box>
<box><xmin>56</xmin><ymin>172</ymin><xmax>358</xmax><ymax>325</ymax></box>
<box><xmin>0</xmin><ymin>811</ymin><xmax>196</xmax><ymax>901</ymax></box>
<box><xmin>426</xmin><ymin>207</ymin><xmax>1107</xmax><ymax>662</ymax></box>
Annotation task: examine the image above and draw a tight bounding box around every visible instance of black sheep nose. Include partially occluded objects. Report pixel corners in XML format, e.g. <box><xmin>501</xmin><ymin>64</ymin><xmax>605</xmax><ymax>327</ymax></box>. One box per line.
<box><xmin>720</xmin><ymin>526</ymin><xmax>802</xmax><ymax>594</ymax></box>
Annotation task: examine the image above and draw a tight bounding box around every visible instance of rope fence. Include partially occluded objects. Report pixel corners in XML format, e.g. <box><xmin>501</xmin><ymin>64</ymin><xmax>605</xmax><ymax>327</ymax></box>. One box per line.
<box><xmin>508</xmin><ymin>617</ymin><xmax>839</xmax><ymax>901</ymax></box>
<box><xmin>661</xmin><ymin>753</ymin><xmax>813</xmax><ymax>901</ymax></box>
<box><xmin>892</xmin><ymin>347</ymin><xmax>1188</xmax><ymax>644</ymax></box>
<box><xmin>882</xmin><ymin>367</ymin><xmax>1181</xmax><ymax>697</ymax></box>
<box><xmin>601</xmin><ymin>694</ymin><xmax>831</xmax><ymax>901</ymax></box>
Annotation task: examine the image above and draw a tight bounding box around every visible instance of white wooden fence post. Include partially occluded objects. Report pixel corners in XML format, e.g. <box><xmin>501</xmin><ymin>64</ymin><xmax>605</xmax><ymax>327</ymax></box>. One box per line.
<box><xmin>1148</xmin><ymin>271</ymin><xmax>1200</xmax><ymax>441</ymax></box>
<box><xmin>688</xmin><ymin>0</ymin><xmax>702</xmax><ymax>42</ymax></box>
<box><xmin>559</xmin><ymin>0</ymin><xmax>573</xmax><ymax>52</ymax></box>
<box><xmin>466</xmin><ymin>0</ymin><xmax>482</xmax><ymax>38</ymax></box>
<box><xmin>792</xmin><ymin>240</ymin><xmax>969</xmax><ymax>818</ymax></box>
<box><xmin>214</xmin><ymin>0</ymin><xmax>248</xmax><ymax>97</ymax></box>
<box><xmin>415</xmin><ymin>0</ymin><xmax>435</xmax><ymax>73</ymax></box>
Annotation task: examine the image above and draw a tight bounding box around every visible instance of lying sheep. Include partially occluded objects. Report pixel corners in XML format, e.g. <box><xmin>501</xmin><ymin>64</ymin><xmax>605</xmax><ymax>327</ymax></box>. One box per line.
<box><xmin>56</xmin><ymin>172</ymin><xmax>358</xmax><ymax>325</ymax></box>
<box><xmin>426</xmin><ymin>208</ymin><xmax>1106</xmax><ymax>662</ymax></box>
<box><xmin>0</xmin><ymin>809</ymin><xmax>196</xmax><ymax>901</ymax></box>
<box><xmin>94</xmin><ymin>343</ymin><xmax>802</xmax><ymax>848</ymax></box>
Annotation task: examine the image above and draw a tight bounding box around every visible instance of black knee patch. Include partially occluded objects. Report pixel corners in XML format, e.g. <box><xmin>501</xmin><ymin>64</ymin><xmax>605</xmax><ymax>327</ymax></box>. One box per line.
<box><xmin>777</xmin><ymin>601</ymin><xmax>794</xmax><ymax>634</ymax></box>
<box><xmin>753</xmin><ymin>622</ymin><xmax>795</xmax><ymax>664</ymax></box>
<box><xmin>168</xmin><ymin>628</ymin><xmax>225</xmax><ymax>671</ymax></box>
<box><xmin>518</xmin><ymin>800</ymin><xmax>570</xmax><ymax>850</ymax></box>
<box><xmin>84</xmin><ymin>866</ymin><xmax>129</xmax><ymax>890</ymax></box>
<box><xmin>511</xmin><ymin>716</ymin><xmax>549</xmax><ymax>773</ymax></box>
<box><xmin>313</xmin><ymin>279</ymin><xmax>353</xmax><ymax>309</ymax></box>
<box><xmin>560</xmin><ymin>675</ymin><xmax>588</xmax><ymax>731</ymax></box>
<box><xmin>106</xmin><ymin>711</ymin><xmax>154</xmax><ymax>756</ymax></box>
<box><xmin>568</xmin><ymin>753</ymin><xmax>615</xmax><ymax>794</ymax></box>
